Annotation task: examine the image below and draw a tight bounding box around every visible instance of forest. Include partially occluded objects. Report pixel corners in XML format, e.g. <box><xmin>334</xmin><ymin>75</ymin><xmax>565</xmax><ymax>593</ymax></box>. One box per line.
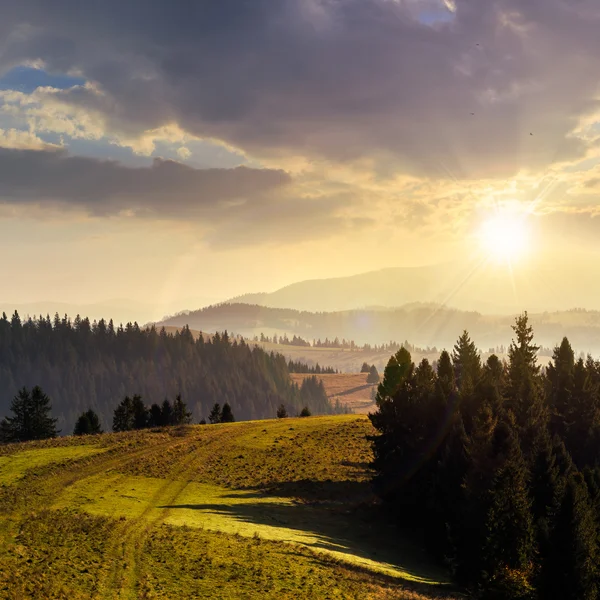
<box><xmin>0</xmin><ymin>311</ymin><xmax>335</xmax><ymax>434</ymax></box>
<box><xmin>370</xmin><ymin>313</ymin><xmax>600</xmax><ymax>599</ymax></box>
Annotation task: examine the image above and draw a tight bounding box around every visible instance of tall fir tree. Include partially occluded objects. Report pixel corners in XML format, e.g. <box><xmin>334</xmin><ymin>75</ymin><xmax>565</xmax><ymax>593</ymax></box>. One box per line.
<box><xmin>0</xmin><ymin>386</ymin><xmax>58</xmax><ymax>442</ymax></box>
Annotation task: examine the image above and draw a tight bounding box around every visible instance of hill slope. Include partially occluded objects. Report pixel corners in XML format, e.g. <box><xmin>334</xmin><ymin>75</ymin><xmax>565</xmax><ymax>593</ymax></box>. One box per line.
<box><xmin>0</xmin><ymin>416</ymin><xmax>460</xmax><ymax>599</ymax></box>
<box><xmin>159</xmin><ymin>303</ymin><xmax>600</xmax><ymax>356</ymax></box>
<box><xmin>291</xmin><ymin>373</ymin><xmax>377</xmax><ymax>414</ymax></box>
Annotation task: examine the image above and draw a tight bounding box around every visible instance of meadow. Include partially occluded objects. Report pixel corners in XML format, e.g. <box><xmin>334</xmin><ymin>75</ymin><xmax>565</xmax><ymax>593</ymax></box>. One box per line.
<box><xmin>0</xmin><ymin>416</ymin><xmax>461</xmax><ymax>599</ymax></box>
<box><xmin>290</xmin><ymin>373</ymin><xmax>377</xmax><ymax>413</ymax></box>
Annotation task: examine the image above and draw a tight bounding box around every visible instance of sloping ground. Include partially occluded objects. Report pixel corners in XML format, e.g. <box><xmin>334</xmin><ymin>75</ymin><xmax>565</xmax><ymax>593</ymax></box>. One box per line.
<box><xmin>0</xmin><ymin>416</ymin><xmax>462</xmax><ymax>599</ymax></box>
<box><xmin>291</xmin><ymin>373</ymin><xmax>377</xmax><ymax>414</ymax></box>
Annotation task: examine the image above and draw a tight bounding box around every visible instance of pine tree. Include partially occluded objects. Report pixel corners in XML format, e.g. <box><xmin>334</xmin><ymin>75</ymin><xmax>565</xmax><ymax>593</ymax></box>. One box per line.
<box><xmin>171</xmin><ymin>394</ymin><xmax>192</xmax><ymax>425</ymax></box>
<box><xmin>543</xmin><ymin>472</ymin><xmax>599</xmax><ymax>600</ymax></box>
<box><xmin>220</xmin><ymin>403</ymin><xmax>235</xmax><ymax>423</ymax></box>
<box><xmin>208</xmin><ymin>403</ymin><xmax>222</xmax><ymax>424</ymax></box>
<box><xmin>506</xmin><ymin>313</ymin><xmax>547</xmax><ymax>456</ymax></box>
<box><xmin>131</xmin><ymin>394</ymin><xmax>148</xmax><ymax>429</ymax></box>
<box><xmin>0</xmin><ymin>386</ymin><xmax>58</xmax><ymax>442</ymax></box>
<box><xmin>73</xmin><ymin>409</ymin><xmax>102</xmax><ymax>435</ymax></box>
<box><xmin>375</xmin><ymin>347</ymin><xmax>412</xmax><ymax>407</ymax></box>
<box><xmin>148</xmin><ymin>403</ymin><xmax>164</xmax><ymax>427</ymax></box>
<box><xmin>481</xmin><ymin>421</ymin><xmax>536</xmax><ymax>598</ymax></box>
<box><xmin>276</xmin><ymin>404</ymin><xmax>288</xmax><ymax>418</ymax></box>
<box><xmin>546</xmin><ymin>337</ymin><xmax>575</xmax><ymax>440</ymax></box>
<box><xmin>161</xmin><ymin>399</ymin><xmax>173</xmax><ymax>426</ymax></box>
<box><xmin>113</xmin><ymin>396</ymin><xmax>134</xmax><ymax>432</ymax></box>
<box><xmin>367</xmin><ymin>365</ymin><xmax>380</xmax><ymax>384</ymax></box>
<box><xmin>452</xmin><ymin>330</ymin><xmax>481</xmax><ymax>391</ymax></box>
<box><xmin>299</xmin><ymin>406</ymin><xmax>311</xmax><ymax>417</ymax></box>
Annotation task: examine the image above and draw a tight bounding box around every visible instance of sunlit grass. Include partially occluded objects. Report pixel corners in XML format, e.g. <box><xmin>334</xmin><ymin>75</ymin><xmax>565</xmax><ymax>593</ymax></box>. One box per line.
<box><xmin>0</xmin><ymin>415</ymin><xmax>460</xmax><ymax>598</ymax></box>
<box><xmin>0</xmin><ymin>446</ymin><xmax>107</xmax><ymax>485</ymax></box>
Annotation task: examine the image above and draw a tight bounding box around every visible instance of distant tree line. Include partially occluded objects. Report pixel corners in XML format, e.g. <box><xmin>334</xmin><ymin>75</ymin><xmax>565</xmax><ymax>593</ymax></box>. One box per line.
<box><xmin>0</xmin><ymin>311</ymin><xmax>338</xmax><ymax>433</ymax></box>
<box><xmin>254</xmin><ymin>331</ymin><xmax>439</xmax><ymax>355</ymax></box>
<box><xmin>287</xmin><ymin>360</ymin><xmax>337</xmax><ymax>374</ymax></box>
<box><xmin>370</xmin><ymin>313</ymin><xmax>600</xmax><ymax>599</ymax></box>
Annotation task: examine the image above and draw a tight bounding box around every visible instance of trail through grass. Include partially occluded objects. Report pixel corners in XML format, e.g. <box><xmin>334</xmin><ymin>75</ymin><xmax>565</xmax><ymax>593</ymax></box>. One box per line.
<box><xmin>0</xmin><ymin>416</ymin><xmax>462</xmax><ymax>599</ymax></box>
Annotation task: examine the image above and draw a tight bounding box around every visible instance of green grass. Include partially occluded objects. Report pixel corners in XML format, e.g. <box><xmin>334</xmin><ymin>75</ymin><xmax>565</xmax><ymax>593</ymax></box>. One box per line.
<box><xmin>0</xmin><ymin>416</ymin><xmax>463</xmax><ymax>599</ymax></box>
<box><xmin>0</xmin><ymin>446</ymin><xmax>106</xmax><ymax>486</ymax></box>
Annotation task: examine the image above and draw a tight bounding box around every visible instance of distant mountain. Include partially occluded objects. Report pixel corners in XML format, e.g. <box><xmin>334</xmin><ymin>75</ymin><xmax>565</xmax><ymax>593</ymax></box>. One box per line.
<box><xmin>157</xmin><ymin>303</ymin><xmax>600</xmax><ymax>355</ymax></box>
<box><xmin>227</xmin><ymin>259</ymin><xmax>600</xmax><ymax>314</ymax></box>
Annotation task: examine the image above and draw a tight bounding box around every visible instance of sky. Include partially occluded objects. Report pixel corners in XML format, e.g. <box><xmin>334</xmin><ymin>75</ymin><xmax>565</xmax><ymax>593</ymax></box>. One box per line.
<box><xmin>2</xmin><ymin>0</ymin><xmax>600</xmax><ymax>321</ymax></box>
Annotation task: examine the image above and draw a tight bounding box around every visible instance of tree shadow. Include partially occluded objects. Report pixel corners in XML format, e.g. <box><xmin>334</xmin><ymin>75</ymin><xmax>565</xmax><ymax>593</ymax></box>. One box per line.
<box><xmin>160</xmin><ymin>488</ymin><xmax>458</xmax><ymax>596</ymax></box>
<box><xmin>235</xmin><ymin>478</ymin><xmax>375</xmax><ymax>506</ymax></box>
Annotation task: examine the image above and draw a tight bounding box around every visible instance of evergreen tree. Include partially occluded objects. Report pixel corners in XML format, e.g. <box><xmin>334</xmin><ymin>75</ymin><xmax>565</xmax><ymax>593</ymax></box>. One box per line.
<box><xmin>0</xmin><ymin>386</ymin><xmax>58</xmax><ymax>442</ymax></box>
<box><xmin>131</xmin><ymin>394</ymin><xmax>148</xmax><ymax>429</ymax></box>
<box><xmin>546</xmin><ymin>337</ymin><xmax>575</xmax><ymax>440</ymax></box>
<box><xmin>506</xmin><ymin>313</ymin><xmax>547</xmax><ymax>455</ymax></box>
<box><xmin>299</xmin><ymin>406</ymin><xmax>311</xmax><ymax>417</ymax></box>
<box><xmin>148</xmin><ymin>403</ymin><xmax>164</xmax><ymax>427</ymax></box>
<box><xmin>220</xmin><ymin>403</ymin><xmax>235</xmax><ymax>423</ymax></box>
<box><xmin>208</xmin><ymin>403</ymin><xmax>222</xmax><ymax>424</ymax></box>
<box><xmin>161</xmin><ymin>399</ymin><xmax>173</xmax><ymax>426</ymax></box>
<box><xmin>73</xmin><ymin>409</ymin><xmax>102</xmax><ymax>435</ymax></box>
<box><xmin>366</xmin><ymin>365</ymin><xmax>380</xmax><ymax>384</ymax></box>
<box><xmin>375</xmin><ymin>347</ymin><xmax>412</xmax><ymax>407</ymax></box>
<box><xmin>171</xmin><ymin>394</ymin><xmax>192</xmax><ymax>425</ymax></box>
<box><xmin>452</xmin><ymin>330</ymin><xmax>481</xmax><ymax>392</ymax></box>
<box><xmin>481</xmin><ymin>422</ymin><xmax>536</xmax><ymax>598</ymax></box>
<box><xmin>276</xmin><ymin>404</ymin><xmax>288</xmax><ymax>418</ymax></box>
<box><xmin>543</xmin><ymin>472</ymin><xmax>599</xmax><ymax>600</ymax></box>
<box><xmin>113</xmin><ymin>396</ymin><xmax>134</xmax><ymax>432</ymax></box>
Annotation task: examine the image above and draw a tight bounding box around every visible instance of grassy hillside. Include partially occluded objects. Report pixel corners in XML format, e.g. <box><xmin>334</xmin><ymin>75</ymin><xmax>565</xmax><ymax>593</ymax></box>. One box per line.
<box><xmin>0</xmin><ymin>416</ymin><xmax>461</xmax><ymax>599</ymax></box>
<box><xmin>291</xmin><ymin>373</ymin><xmax>377</xmax><ymax>414</ymax></box>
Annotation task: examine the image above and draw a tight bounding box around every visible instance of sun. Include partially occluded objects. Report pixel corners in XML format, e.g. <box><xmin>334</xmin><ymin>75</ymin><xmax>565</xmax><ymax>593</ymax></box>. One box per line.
<box><xmin>478</xmin><ymin>210</ymin><xmax>530</xmax><ymax>264</ymax></box>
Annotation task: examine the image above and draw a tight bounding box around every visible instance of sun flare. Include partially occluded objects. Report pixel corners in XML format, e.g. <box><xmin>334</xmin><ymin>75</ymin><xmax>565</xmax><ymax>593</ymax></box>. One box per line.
<box><xmin>479</xmin><ymin>211</ymin><xmax>530</xmax><ymax>264</ymax></box>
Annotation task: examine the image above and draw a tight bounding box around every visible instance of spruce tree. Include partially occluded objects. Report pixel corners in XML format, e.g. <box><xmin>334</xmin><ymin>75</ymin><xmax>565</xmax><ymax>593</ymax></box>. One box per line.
<box><xmin>73</xmin><ymin>409</ymin><xmax>102</xmax><ymax>435</ymax></box>
<box><xmin>171</xmin><ymin>394</ymin><xmax>192</xmax><ymax>425</ymax></box>
<box><xmin>366</xmin><ymin>365</ymin><xmax>380</xmax><ymax>384</ymax></box>
<box><xmin>543</xmin><ymin>472</ymin><xmax>599</xmax><ymax>600</ymax></box>
<box><xmin>0</xmin><ymin>386</ymin><xmax>58</xmax><ymax>442</ymax></box>
<box><xmin>148</xmin><ymin>403</ymin><xmax>164</xmax><ymax>427</ymax></box>
<box><xmin>220</xmin><ymin>403</ymin><xmax>235</xmax><ymax>423</ymax></box>
<box><xmin>131</xmin><ymin>394</ymin><xmax>148</xmax><ymax>429</ymax></box>
<box><xmin>481</xmin><ymin>421</ymin><xmax>536</xmax><ymax>598</ymax></box>
<box><xmin>506</xmin><ymin>313</ymin><xmax>547</xmax><ymax>456</ymax></box>
<box><xmin>452</xmin><ymin>330</ymin><xmax>481</xmax><ymax>392</ymax></box>
<box><xmin>375</xmin><ymin>347</ymin><xmax>412</xmax><ymax>407</ymax></box>
<box><xmin>113</xmin><ymin>396</ymin><xmax>134</xmax><ymax>432</ymax></box>
<box><xmin>276</xmin><ymin>404</ymin><xmax>288</xmax><ymax>418</ymax></box>
<box><xmin>161</xmin><ymin>399</ymin><xmax>173</xmax><ymax>426</ymax></box>
<box><xmin>208</xmin><ymin>403</ymin><xmax>222</xmax><ymax>424</ymax></box>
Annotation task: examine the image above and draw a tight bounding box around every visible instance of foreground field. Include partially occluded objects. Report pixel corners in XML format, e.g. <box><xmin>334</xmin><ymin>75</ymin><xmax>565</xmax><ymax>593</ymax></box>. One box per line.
<box><xmin>0</xmin><ymin>416</ymin><xmax>460</xmax><ymax>599</ymax></box>
<box><xmin>291</xmin><ymin>373</ymin><xmax>377</xmax><ymax>413</ymax></box>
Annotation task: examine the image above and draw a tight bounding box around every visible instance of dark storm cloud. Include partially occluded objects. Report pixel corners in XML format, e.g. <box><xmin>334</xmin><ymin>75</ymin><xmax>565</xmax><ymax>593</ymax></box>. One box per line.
<box><xmin>0</xmin><ymin>147</ymin><xmax>290</xmax><ymax>217</ymax></box>
<box><xmin>2</xmin><ymin>0</ymin><xmax>600</xmax><ymax>179</ymax></box>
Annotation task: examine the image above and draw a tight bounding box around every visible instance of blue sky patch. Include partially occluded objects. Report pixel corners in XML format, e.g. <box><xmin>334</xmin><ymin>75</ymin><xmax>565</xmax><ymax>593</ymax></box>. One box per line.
<box><xmin>0</xmin><ymin>66</ymin><xmax>86</xmax><ymax>93</ymax></box>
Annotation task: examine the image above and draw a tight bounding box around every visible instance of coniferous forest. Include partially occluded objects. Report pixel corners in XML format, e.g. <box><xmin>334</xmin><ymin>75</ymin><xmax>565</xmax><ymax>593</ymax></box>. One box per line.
<box><xmin>370</xmin><ymin>313</ymin><xmax>600</xmax><ymax>599</ymax></box>
<box><xmin>0</xmin><ymin>311</ymin><xmax>335</xmax><ymax>433</ymax></box>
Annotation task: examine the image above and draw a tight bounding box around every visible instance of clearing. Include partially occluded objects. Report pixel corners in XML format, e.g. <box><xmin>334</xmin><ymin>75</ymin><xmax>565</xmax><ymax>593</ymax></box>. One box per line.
<box><xmin>0</xmin><ymin>415</ymin><xmax>461</xmax><ymax>599</ymax></box>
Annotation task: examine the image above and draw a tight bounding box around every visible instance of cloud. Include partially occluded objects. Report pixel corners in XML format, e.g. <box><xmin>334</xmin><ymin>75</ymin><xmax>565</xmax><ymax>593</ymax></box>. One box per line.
<box><xmin>0</xmin><ymin>127</ymin><xmax>59</xmax><ymax>150</ymax></box>
<box><xmin>0</xmin><ymin>147</ymin><xmax>290</xmax><ymax>216</ymax></box>
<box><xmin>1</xmin><ymin>0</ymin><xmax>599</xmax><ymax>179</ymax></box>
<box><xmin>0</xmin><ymin>147</ymin><xmax>368</xmax><ymax>246</ymax></box>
